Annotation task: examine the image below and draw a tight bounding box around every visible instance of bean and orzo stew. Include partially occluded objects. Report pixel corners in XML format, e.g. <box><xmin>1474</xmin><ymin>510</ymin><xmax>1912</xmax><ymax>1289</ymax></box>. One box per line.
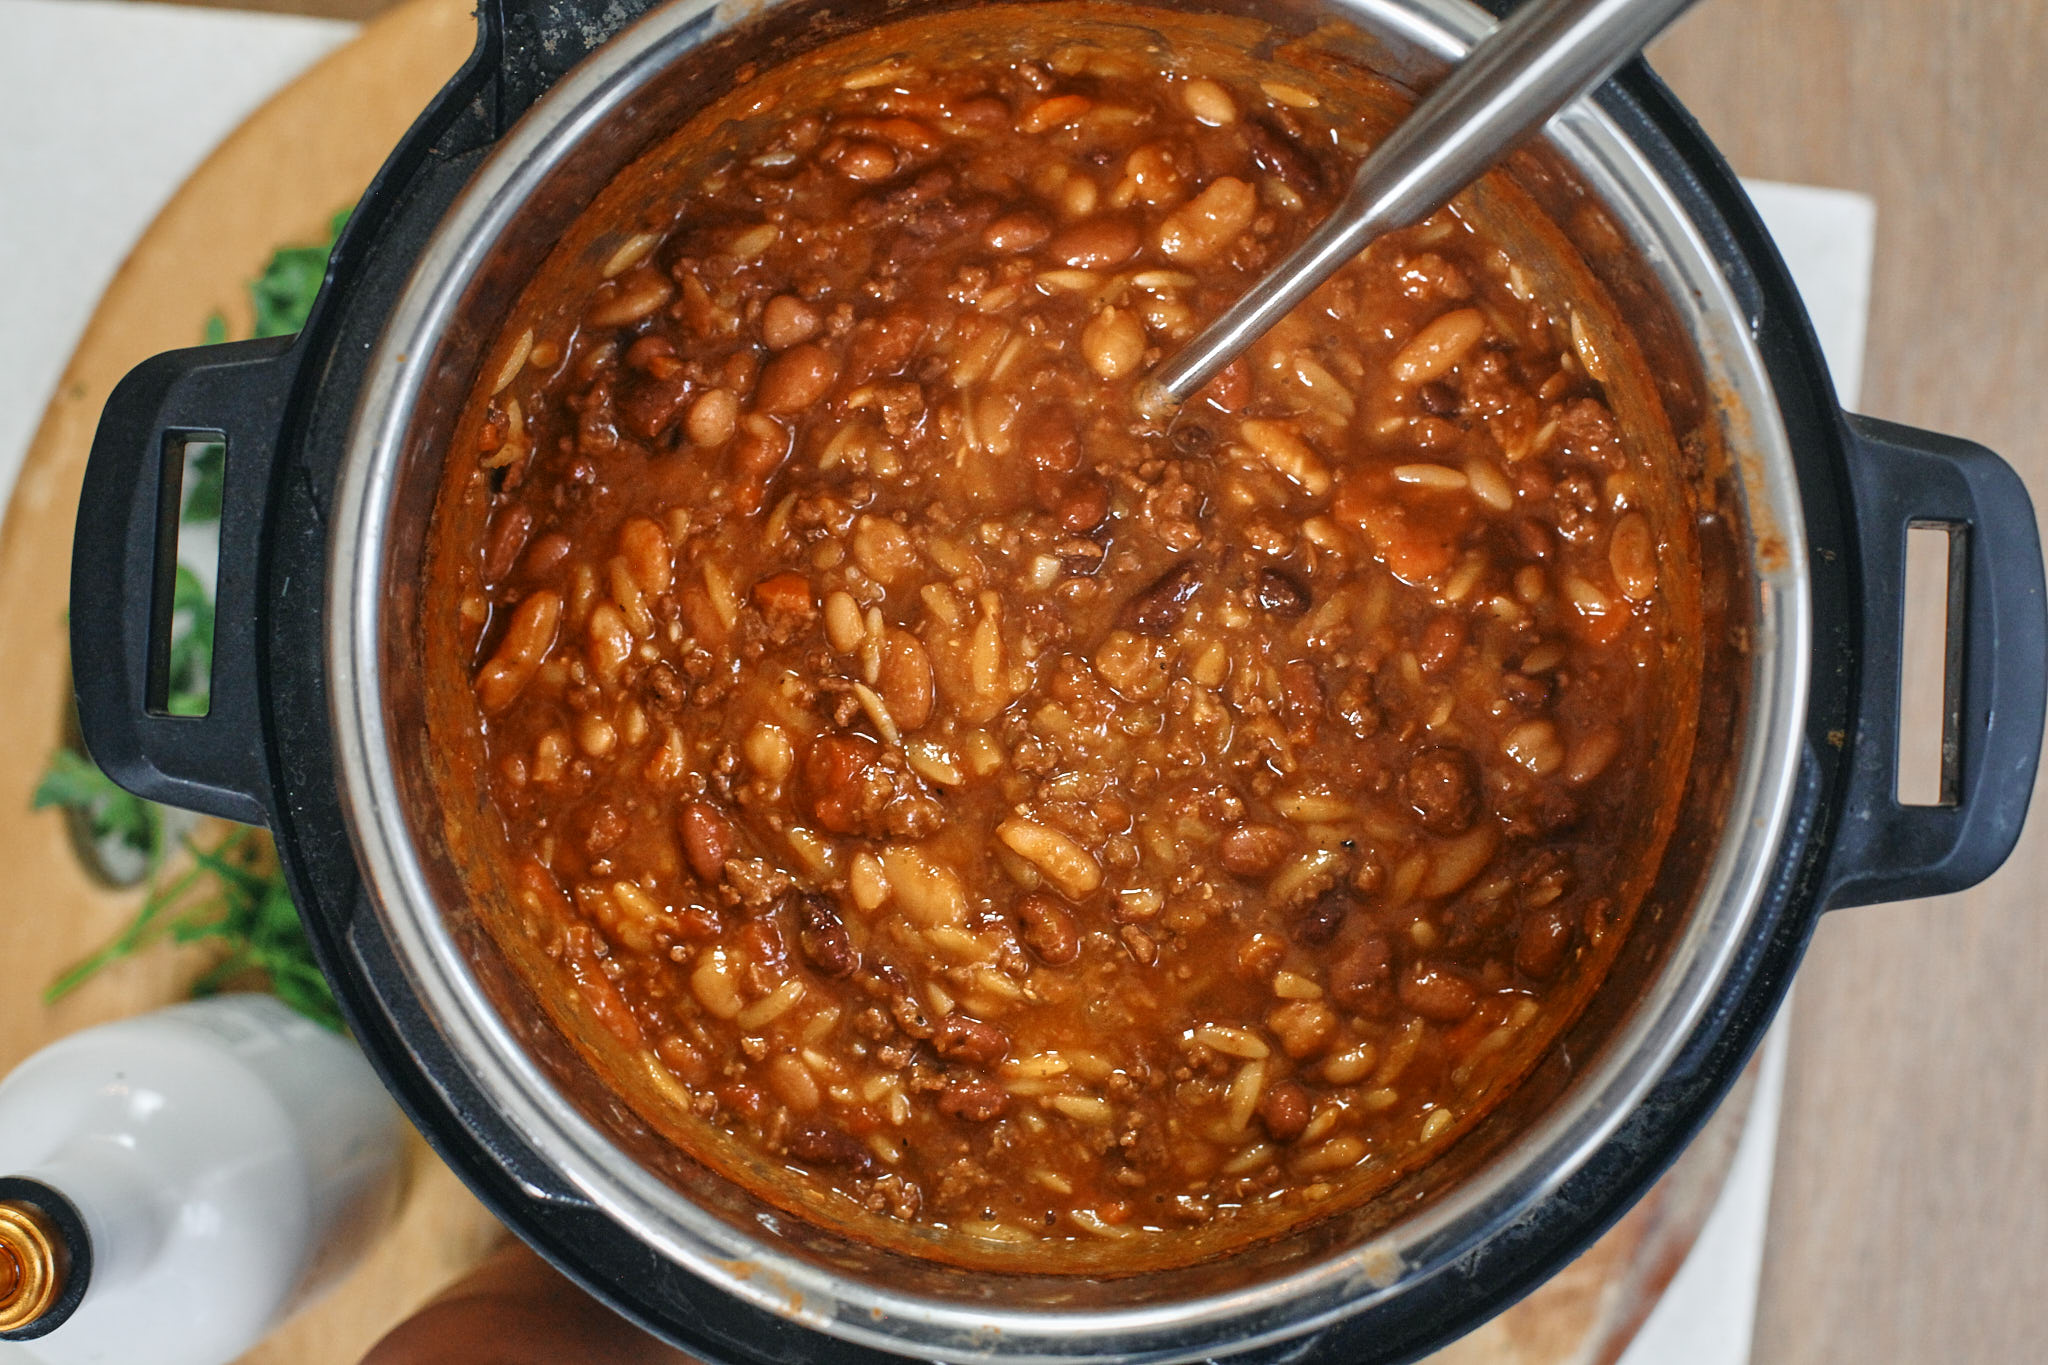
<box><xmin>425</xmin><ymin>3</ymin><xmax>1700</xmax><ymax>1270</ymax></box>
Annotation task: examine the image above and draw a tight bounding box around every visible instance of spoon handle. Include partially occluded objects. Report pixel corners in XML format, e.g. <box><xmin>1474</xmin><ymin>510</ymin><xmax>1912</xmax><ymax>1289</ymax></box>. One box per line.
<box><xmin>1145</xmin><ymin>0</ymin><xmax>1701</xmax><ymax>411</ymax></box>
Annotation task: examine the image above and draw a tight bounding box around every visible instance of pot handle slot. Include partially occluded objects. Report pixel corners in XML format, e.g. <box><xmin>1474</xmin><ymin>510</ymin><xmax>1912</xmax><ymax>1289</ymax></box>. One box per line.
<box><xmin>1824</xmin><ymin>414</ymin><xmax>2046</xmax><ymax>908</ymax></box>
<box><xmin>70</xmin><ymin>337</ymin><xmax>298</xmax><ymax>828</ymax></box>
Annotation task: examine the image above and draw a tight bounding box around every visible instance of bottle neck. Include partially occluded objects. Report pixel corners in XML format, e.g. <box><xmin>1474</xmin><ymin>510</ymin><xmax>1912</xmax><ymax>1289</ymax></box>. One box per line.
<box><xmin>6</xmin><ymin>1139</ymin><xmax>173</xmax><ymax>1322</ymax></box>
<box><xmin>0</xmin><ymin>1184</ymin><xmax>83</xmax><ymax>1339</ymax></box>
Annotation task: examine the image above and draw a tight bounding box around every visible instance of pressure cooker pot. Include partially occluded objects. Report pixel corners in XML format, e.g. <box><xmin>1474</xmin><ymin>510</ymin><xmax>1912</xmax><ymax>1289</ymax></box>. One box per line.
<box><xmin>68</xmin><ymin>0</ymin><xmax>2045</xmax><ymax>1361</ymax></box>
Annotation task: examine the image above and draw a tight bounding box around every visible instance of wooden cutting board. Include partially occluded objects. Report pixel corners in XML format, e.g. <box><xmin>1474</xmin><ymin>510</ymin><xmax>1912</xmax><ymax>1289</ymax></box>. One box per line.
<box><xmin>0</xmin><ymin>0</ymin><xmax>1755</xmax><ymax>1358</ymax></box>
<box><xmin>0</xmin><ymin>3</ymin><xmax>502</xmax><ymax>1362</ymax></box>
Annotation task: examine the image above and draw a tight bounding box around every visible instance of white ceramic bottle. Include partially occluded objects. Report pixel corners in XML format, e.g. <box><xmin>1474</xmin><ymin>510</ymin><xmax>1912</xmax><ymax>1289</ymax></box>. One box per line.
<box><xmin>0</xmin><ymin>994</ymin><xmax>407</xmax><ymax>1364</ymax></box>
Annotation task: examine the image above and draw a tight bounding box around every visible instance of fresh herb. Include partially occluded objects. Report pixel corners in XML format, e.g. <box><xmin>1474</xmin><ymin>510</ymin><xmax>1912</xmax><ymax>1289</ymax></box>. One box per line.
<box><xmin>183</xmin><ymin>209</ymin><xmax>347</xmax><ymax>531</ymax></box>
<box><xmin>33</xmin><ymin>748</ymin><xmax>163</xmax><ymax>868</ymax></box>
<box><xmin>181</xmin><ymin>441</ymin><xmax>225</xmax><ymax>525</ymax></box>
<box><xmin>164</xmin><ymin>564</ymin><xmax>215</xmax><ymax>717</ymax></box>
<box><xmin>45</xmin><ymin>828</ymin><xmax>341</xmax><ymax>1031</ymax></box>
<box><xmin>251</xmin><ymin>207</ymin><xmax>350</xmax><ymax>339</ymax></box>
<box><xmin>39</xmin><ymin>208</ymin><xmax>354</xmax><ymax>1027</ymax></box>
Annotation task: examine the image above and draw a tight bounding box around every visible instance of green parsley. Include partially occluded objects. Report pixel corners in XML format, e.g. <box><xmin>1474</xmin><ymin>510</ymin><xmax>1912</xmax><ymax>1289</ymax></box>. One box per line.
<box><xmin>181</xmin><ymin>441</ymin><xmax>225</xmax><ymax>525</ymax></box>
<box><xmin>44</xmin><ymin>827</ymin><xmax>341</xmax><ymax>1031</ymax></box>
<box><xmin>33</xmin><ymin>747</ymin><xmax>164</xmax><ymax>870</ymax></box>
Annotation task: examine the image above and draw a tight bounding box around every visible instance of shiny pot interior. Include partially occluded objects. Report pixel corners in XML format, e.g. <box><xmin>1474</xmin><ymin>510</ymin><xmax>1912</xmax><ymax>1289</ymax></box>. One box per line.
<box><xmin>328</xmin><ymin>0</ymin><xmax>1811</xmax><ymax>1357</ymax></box>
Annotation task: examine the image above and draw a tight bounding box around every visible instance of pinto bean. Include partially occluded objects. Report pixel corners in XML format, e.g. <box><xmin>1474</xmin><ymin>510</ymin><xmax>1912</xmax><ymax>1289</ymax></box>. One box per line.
<box><xmin>834</xmin><ymin>139</ymin><xmax>899</xmax><ymax>181</ymax></box>
<box><xmin>1330</xmin><ymin>934</ymin><xmax>1394</xmax><ymax>1015</ymax></box>
<box><xmin>1056</xmin><ymin>480</ymin><xmax>1110</xmax><ymax>532</ymax></box>
<box><xmin>1567</xmin><ymin>726</ymin><xmax>1623</xmax><ymax>785</ymax></box>
<box><xmin>938</xmin><ymin>1076</ymin><xmax>1009</xmax><ymax>1121</ymax></box>
<box><xmin>1048</xmin><ymin>216</ymin><xmax>1141</xmax><ymax>269</ymax></box>
<box><xmin>754</xmin><ymin>343</ymin><xmax>838</xmax><ymax>414</ymax></box>
<box><xmin>761</xmin><ymin>294</ymin><xmax>822</xmax><ymax>350</ymax></box>
<box><xmin>655</xmin><ymin>1034</ymin><xmax>709</xmax><ymax>1086</ymax></box>
<box><xmin>1244</xmin><ymin>116</ymin><xmax>1324</xmax><ymax>194</ymax></box>
<box><xmin>1399</xmin><ymin>961</ymin><xmax>1479</xmax><ymax>1023</ymax></box>
<box><xmin>933</xmin><ymin>1013</ymin><xmax>1010</xmax><ymax>1067</ymax></box>
<box><xmin>620</xmin><ymin>377</ymin><xmax>690</xmax><ymax>440</ymax></box>
<box><xmin>1516</xmin><ymin>905</ymin><xmax>1575</xmax><ymax>979</ymax></box>
<box><xmin>1081</xmin><ymin>307</ymin><xmax>1146</xmax><ymax>379</ymax></box>
<box><xmin>475</xmin><ymin>590</ymin><xmax>561</xmax><ymax>714</ymax></box>
<box><xmin>738</xmin><ymin>919</ymin><xmax>790</xmax><ymax>988</ymax></box>
<box><xmin>1220</xmin><ymin>822</ymin><xmax>1292</xmax><ymax>877</ymax></box>
<box><xmin>685</xmin><ymin>388</ymin><xmax>738</xmax><ymax>446</ymax></box>
<box><xmin>1259</xmin><ymin>1080</ymin><xmax>1312</xmax><ymax>1143</ymax></box>
<box><xmin>1253</xmin><ymin>566</ymin><xmax>1311</xmax><ymax>616</ymax></box>
<box><xmin>1117</xmin><ymin>560</ymin><xmax>1202</xmax><ymax>634</ymax></box>
<box><xmin>1504</xmin><ymin>719</ymin><xmax>1566</xmax><ymax>778</ymax></box>
<box><xmin>1293</xmin><ymin>888</ymin><xmax>1353</xmax><ymax>947</ymax></box>
<box><xmin>796</xmin><ymin>894</ymin><xmax>860</xmax><ymax>977</ymax></box>
<box><xmin>680</xmin><ymin>801</ymin><xmax>735</xmax><ymax>882</ymax></box>
<box><xmin>787</xmin><ymin>1124</ymin><xmax>874</xmax><ymax>1172</ymax></box>
<box><xmin>519</xmin><ymin>532</ymin><xmax>571</xmax><ymax>580</ymax></box>
<box><xmin>851</xmin><ymin>515</ymin><xmax>921</xmax><ymax>585</ymax></box>
<box><xmin>983</xmin><ymin>210</ymin><xmax>1052</xmax><ymax>253</ymax></box>
<box><xmin>1016</xmin><ymin>893</ymin><xmax>1080</xmax><ymax>964</ymax></box>
<box><xmin>481</xmin><ymin>504</ymin><xmax>533</xmax><ymax>585</ymax></box>
<box><xmin>1022</xmin><ymin>402</ymin><xmax>1082</xmax><ymax>479</ymax></box>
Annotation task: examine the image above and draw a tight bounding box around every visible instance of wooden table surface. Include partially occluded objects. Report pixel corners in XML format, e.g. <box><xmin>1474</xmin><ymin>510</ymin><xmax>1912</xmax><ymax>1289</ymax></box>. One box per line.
<box><xmin>1649</xmin><ymin>6</ymin><xmax>2048</xmax><ymax>1362</ymax></box>
<box><xmin>82</xmin><ymin>1</ymin><xmax>2048</xmax><ymax>1361</ymax></box>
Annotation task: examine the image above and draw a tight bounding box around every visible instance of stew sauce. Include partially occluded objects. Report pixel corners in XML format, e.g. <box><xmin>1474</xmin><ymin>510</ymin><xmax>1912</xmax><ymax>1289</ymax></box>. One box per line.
<box><xmin>431</xmin><ymin>6</ymin><xmax>1696</xmax><ymax>1264</ymax></box>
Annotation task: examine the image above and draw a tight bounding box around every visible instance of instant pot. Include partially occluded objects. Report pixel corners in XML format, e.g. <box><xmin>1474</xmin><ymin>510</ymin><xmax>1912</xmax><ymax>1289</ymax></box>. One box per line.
<box><xmin>67</xmin><ymin>0</ymin><xmax>2047</xmax><ymax>1360</ymax></box>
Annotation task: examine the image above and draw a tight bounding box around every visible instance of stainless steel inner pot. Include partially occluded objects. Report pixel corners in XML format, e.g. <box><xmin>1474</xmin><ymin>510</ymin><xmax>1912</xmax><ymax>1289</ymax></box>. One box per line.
<box><xmin>326</xmin><ymin>0</ymin><xmax>1810</xmax><ymax>1357</ymax></box>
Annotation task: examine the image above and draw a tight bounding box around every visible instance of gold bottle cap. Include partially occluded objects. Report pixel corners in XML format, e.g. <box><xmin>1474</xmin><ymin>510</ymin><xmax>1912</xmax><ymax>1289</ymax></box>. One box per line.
<box><xmin>0</xmin><ymin>1201</ymin><xmax>64</xmax><ymax>1333</ymax></box>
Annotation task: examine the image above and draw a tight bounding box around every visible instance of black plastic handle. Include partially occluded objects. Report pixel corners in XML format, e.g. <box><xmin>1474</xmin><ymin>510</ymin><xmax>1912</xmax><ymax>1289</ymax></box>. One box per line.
<box><xmin>486</xmin><ymin>0</ymin><xmax>663</xmax><ymax>128</ymax></box>
<box><xmin>1823</xmin><ymin>414</ymin><xmax>2047</xmax><ymax>908</ymax></box>
<box><xmin>70</xmin><ymin>337</ymin><xmax>300</xmax><ymax>827</ymax></box>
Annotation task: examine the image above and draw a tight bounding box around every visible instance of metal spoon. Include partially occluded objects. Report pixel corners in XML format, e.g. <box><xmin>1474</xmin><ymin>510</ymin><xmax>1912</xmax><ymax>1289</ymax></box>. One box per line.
<box><xmin>1140</xmin><ymin>0</ymin><xmax>1703</xmax><ymax>416</ymax></box>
